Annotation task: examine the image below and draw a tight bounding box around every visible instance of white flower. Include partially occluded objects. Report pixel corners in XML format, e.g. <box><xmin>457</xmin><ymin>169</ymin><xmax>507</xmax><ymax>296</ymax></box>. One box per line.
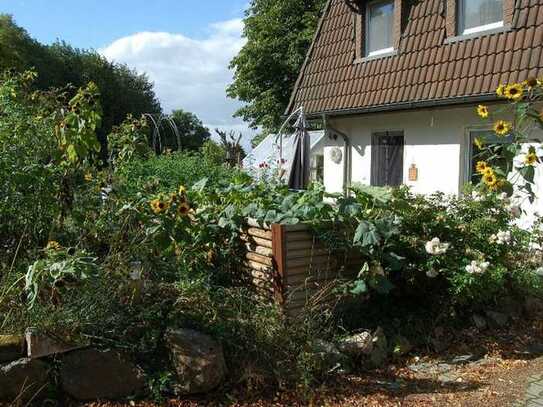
<box><xmin>425</xmin><ymin>238</ymin><xmax>450</xmax><ymax>255</ymax></box>
<box><xmin>498</xmin><ymin>192</ymin><xmax>510</xmax><ymax>204</ymax></box>
<box><xmin>465</xmin><ymin>260</ymin><xmax>490</xmax><ymax>274</ymax></box>
<box><xmin>497</xmin><ymin>230</ymin><xmax>511</xmax><ymax>244</ymax></box>
<box><xmin>426</xmin><ymin>269</ymin><xmax>439</xmax><ymax>278</ymax></box>
<box><xmin>471</xmin><ymin>191</ymin><xmax>484</xmax><ymax>202</ymax></box>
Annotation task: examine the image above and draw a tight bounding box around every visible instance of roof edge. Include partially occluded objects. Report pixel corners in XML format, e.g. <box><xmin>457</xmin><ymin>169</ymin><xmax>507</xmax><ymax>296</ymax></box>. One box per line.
<box><xmin>306</xmin><ymin>94</ymin><xmax>500</xmax><ymax>119</ymax></box>
<box><xmin>285</xmin><ymin>0</ymin><xmax>333</xmax><ymax>116</ymax></box>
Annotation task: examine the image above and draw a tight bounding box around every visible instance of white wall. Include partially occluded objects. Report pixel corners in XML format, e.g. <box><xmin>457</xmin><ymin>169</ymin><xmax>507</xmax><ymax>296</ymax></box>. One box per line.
<box><xmin>323</xmin><ymin>104</ymin><xmax>543</xmax><ymax>225</ymax></box>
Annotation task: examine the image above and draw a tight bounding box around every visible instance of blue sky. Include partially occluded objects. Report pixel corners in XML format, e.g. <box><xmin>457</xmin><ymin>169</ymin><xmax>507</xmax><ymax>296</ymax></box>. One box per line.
<box><xmin>0</xmin><ymin>0</ymin><xmax>248</xmax><ymax>49</ymax></box>
<box><xmin>0</xmin><ymin>0</ymin><xmax>255</xmax><ymax>146</ymax></box>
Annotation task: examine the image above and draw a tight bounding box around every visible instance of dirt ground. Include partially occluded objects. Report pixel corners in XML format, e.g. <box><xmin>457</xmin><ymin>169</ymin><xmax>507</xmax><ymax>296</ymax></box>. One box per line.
<box><xmin>81</xmin><ymin>317</ymin><xmax>543</xmax><ymax>407</ymax></box>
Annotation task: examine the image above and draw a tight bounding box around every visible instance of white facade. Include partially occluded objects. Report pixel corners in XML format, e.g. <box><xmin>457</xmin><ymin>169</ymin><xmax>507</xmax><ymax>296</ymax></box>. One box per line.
<box><xmin>322</xmin><ymin>104</ymin><xmax>543</xmax><ymax>225</ymax></box>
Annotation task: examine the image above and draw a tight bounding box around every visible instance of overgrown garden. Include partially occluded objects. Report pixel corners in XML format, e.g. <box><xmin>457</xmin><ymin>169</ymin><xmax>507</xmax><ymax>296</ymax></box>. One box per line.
<box><xmin>1</xmin><ymin>70</ymin><xmax>543</xmax><ymax>403</ymax></box>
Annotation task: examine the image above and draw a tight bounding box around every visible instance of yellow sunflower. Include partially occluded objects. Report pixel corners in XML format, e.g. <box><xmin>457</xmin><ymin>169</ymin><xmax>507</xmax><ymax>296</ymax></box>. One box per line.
<box><xmin>178</xmin><ymin>185</ymin><xmax>187</xmax><ymax>195</ymax></box>
<box><xmin>494</xmin><ymin>120</ymin><xmax>512</xmax><ymax>136</ymax></box>
<box><xmin>483</xmin><ymin>166</ymin><xmax>495</xmax><ymax>177</ymax></box>
<box><xmin>496</xmin><ymin>84</ymin><xmax>505</xmax><ymax>97</ymax></box>
<box><xmin>476</xmin><ymin>161</ymin><xmax>488</xmax><ymax>174</ymax></box>
<box><xmin>483</xmin><ymin>172</ymin><xmax>498</xmax><ymax>188</ymax></box>
<box><xmin>474</xmin><ymin>137</ymin><xmax>485</xmax><ymax>150</ymax></box>
<box><xmin>46</xmin><ymin>240</ymin><xmax>62</xmax><ymax>251</ymax></box>
<box><xmin>150</xmin><ymin>199</ymin><xmax>167</xmax><ymax>214</ymax></box>
<box><xmin>178</xmin><ymin>202</ymin><xmax>191</xmax><ymax>216</ymax></box>
<box><xmin>476</xmin><ymin>105</ymin><xmax>489</xmax><ymax>119</ymax></box>
<box><xmin>525</xmin><ymin>152</ymin><xmax>538</xmax><ymax>166</ymax></box>
<box><xmin>504</xmin><ymin>83</ymin><xmax>524</xmax><ymax>101</ymax></box>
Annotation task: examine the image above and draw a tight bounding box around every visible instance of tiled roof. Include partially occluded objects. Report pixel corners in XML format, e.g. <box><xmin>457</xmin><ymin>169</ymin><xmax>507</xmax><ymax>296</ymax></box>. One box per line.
<box><xmin>288</xmin><ymin>0</ymin><xmax>543</xmax><ymax>116</ymax></box>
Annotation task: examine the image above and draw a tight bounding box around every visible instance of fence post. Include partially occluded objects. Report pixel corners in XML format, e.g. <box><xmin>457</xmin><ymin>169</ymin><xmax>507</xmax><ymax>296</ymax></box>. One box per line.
<box><xmin>271</xmin><ymin>224</ymin><xmax>286</xmax><ymax>305</ymax></box>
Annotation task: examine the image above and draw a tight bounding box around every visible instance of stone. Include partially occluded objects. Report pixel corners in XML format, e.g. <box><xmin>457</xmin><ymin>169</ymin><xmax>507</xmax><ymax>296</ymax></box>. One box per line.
<box><xmin>338</xmin><ymin>331</ymin><xmax>373</xmax><ymax>357</ymax></box>
<box><xmin>485</xmin><ymin>310</ymin><xmax>509</xmax><ymax>327</ymax></box>
<box><xmin>472</xmin><ymin>314</ymin><xmax>487</xmax><ymax>330</ymax></box>
<box><xmin>25</xmin><ymin>328</ymin><xmax>80</xmax><ymax>359</ymax></box>
<box><xmin>313</xmin><ymin>340</ymin><xmax>351</xmax><ymax>374</ymax></box>
<box><xmin>165</xmin><ymin>328</ymin><xmax>227</xmax><ymax>395</ymax></box>
<box><xmin>369</xmin><ymin>327</ymin><xmax>388</xmax><ymax>368</ymax></box>
<box><xmin>450</xmin><ymin>354</ymin><xmax>480</xmax><ymax>365</ymax></box>
<box><xmin>0</xmin><ymin>335</ymin><xmax>25</xmax><ymax>363</ymax></box>
<box><xmin>0</xmin><ymin>358</ymin><xmax>49</xmax><ymax>402</ymax></box>
<box><xmin>60</xmin><ymin>349</ymin><xmax>145</xmax><ymax>401</ymax></box>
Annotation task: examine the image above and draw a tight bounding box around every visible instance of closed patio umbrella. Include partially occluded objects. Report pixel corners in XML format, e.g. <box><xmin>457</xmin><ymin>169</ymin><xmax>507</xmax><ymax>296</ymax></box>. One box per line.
<box><xmin>287</xmin><ymin>111</ymin><xmax>311</xmax><ymax>190</ymax></box>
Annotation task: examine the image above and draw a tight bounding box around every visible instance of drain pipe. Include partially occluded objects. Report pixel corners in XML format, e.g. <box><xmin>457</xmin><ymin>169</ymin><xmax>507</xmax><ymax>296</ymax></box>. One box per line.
<box><xmin>323</xmin><ymin>114</ymin><xmax>351</xmax><ymax>196</ymax></box>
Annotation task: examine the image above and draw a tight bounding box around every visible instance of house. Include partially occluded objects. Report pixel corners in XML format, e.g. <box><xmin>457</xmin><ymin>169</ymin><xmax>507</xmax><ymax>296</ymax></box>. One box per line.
<box><xmin>286</xmin><ymin>0</ymin><xmax>543</xmax><ymax>217</ymax></box>
<box><xmin>243</xmin><ymin>131</ymin><xmax>326</xmax><ymax>182</ymax></box>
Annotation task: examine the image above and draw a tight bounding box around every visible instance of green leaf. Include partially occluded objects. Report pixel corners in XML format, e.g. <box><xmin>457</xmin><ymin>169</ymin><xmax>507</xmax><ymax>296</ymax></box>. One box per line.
<box><xmin>519</xmin><ymin>165</ymin><xmax>535</xmax><ymax>184</ymax></box>
<box><xmin>66</xmin><ymin>144</ymin><xmax>78</xmax><ymax>162</ymax></box>
<box><xmin>350</xmin><ymin>279</ymin><xmax>367</xmax><ymax>295</ymax></box>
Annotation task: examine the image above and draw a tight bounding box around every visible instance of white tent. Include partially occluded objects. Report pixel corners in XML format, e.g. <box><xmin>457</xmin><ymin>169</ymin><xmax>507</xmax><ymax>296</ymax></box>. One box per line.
<box><xmin>243</xmin><ymin>131</ymin><xmax>325</xmax><ymax>173</ymax></box>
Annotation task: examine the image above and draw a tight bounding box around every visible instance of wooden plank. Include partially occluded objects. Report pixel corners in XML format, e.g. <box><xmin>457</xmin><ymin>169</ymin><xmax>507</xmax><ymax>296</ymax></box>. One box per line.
<box><xmin>246</xmin><ymin>252</ymin><xmax>273</xmax><ymax>267</ymax></box>
<box><xmin>286</xmin><ymin>255</ymin><xmax>335</xmax><ymax>269</ymax></box>
<box><xmin>284</xmin><ymin>240</ymin><xmax>315</xmax><ymax>250</ymax></box>
<box><xmin>285</xmin><ymin>231</ymin><xmax>314</xmax><ymax>242</ymax></box>
<box><xmin>247</xmin><ymin>228</ymin><xmax>273</xmax><ymax>240</ymax></box>
<box><xmin>245</xmin><ymin>244</ymin><xmax>273</xmax><ymax>257</ymax></box>
<box><xmin>241</xmin><ymin>235</ymin><xmax>273</xmax><ymax>249</ymax></box>
<box><xmin>244</xmin><ymin>260</ymin><xmax>272</xmax><ymax>273</ymax></box>
<box><xmin>271</xmin><ymin>224</ymin><xmax>286</xmax><ymax>305</ymax></box>
<box><xmin>286</xmin><ymin>247</ymin><xmax>330</xmax><ymax>259</ymax></box>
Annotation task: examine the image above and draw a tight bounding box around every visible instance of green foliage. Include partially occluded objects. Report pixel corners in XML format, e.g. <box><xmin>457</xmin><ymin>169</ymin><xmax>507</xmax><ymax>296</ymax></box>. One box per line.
<box><xmin>228</xmin><ymin>0</ymin><xmax>327</xmax><ymax>132</ymax></box>
<box><xmin>0</xmin><ymin>14</ymin><xmax>161</xmax><ymax>155</ymax></box>
<box><xmin>159</xmin><ymin>109</ymin><xmax>211</xmax><ymax>152</ymax></box>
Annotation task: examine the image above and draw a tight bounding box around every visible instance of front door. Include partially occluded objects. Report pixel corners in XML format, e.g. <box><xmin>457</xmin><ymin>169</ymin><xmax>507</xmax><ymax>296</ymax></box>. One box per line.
<box><xmin>371</xmin><ymin>131</ymin><xmax>404</xmax><ymax>187</ymax></box>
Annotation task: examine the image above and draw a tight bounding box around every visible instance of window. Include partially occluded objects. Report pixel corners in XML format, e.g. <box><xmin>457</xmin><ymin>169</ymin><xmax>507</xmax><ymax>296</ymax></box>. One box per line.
<box><xmin>458</xmin><ymin>0</ymin><xmax>504</xmax><ymax>35</ymax></box>
<box><xmin>310</xmin><ymin>155</ymin><xmax>324</xmax><ymax>183</ymax></box>
<box><xmin>466</xmin><ymin>129</ymin><xmax>513</xmax><ymax>184</ymax></box>
<box><xmin>366</xmin><ymin>0</ymin><xmax>395</xmax><ymax>57</ymax></box>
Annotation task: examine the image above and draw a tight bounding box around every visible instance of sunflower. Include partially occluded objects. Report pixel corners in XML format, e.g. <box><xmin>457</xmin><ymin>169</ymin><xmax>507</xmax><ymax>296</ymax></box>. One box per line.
<box><xmin>476</xmin><ymin>161</ymin><xmax>488</xmax><ymax>174</ymax></box>
<box><xmin>150</xmin><ymin>199</ymin><xmax>167</xmax><ymax>214</ymax></box>
<box><xmin>474</xmin><ymin>137</ymin><xmax>485</xmax><ymax>150</ymax></box>
<box><xmin>178</xmin><ymin>185</ymin><xmax>187</xmax><ymax>195</ymax></box>
<box><xmin>504</xmin><ymin>83</ymin><xmax>524</xmax><ymax>101</ymax></box>
<box><xmin>46</xmin><ymin>240</ymin><xmax>62</xmax><ymax>251</ymax></box>
<box><xmin>494</xmin><ymin>120</ymin><xmax>512</xmax><ymax>136</ymax></box>
<box><xmin>178</xmin><ymin>202</ymin><xmax>191</xmax><ymax>216</ymax></box>
<box><xmin>483</xmin><ymin>172</ymin><xmax>498</xmax><ymax>188</ymax></box>
<box><xmin>476</xmin><ymin>105</ymin><xmax>489</xmax><ymax>119</ymax></box>
<box><xmin>525</xmin><ymin>152</ymin><xmax>538</xmax><ymax>165</ymax></box>
<box><xmin>483</xmin><ymin>166</ymin><xmax>495</xmax><ymax>177</ymax></box>
<box><xmin>496</xmin><ymin>84</ymin><xmax>505</xmax><ymax>97</ymax></box>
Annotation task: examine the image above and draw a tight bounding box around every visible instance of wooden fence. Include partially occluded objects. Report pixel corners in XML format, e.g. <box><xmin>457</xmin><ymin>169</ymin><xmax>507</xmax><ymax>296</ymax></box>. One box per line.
<box><xmin>242</xmin><ymin>220</ymin><xmax>361</xmax><ymax>316</ymax></box>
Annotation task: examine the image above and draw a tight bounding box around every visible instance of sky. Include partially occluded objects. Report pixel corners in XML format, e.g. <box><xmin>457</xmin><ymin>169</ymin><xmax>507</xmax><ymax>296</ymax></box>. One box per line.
<box><xmin>0</xmin><ymin>0</ymin><xmax>255</xmax><ymax>148</ymax></box>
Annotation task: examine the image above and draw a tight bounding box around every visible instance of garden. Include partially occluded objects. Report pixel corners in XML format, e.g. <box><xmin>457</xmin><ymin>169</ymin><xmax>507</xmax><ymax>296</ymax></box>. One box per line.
<box><xmin>1</xmin><ymin>70</ymin><xmax>543</xmax><ymax>405</ymax></box>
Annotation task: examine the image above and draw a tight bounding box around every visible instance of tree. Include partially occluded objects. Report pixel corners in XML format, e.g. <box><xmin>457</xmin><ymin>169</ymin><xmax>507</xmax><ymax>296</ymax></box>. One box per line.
<box><xmin>161</xmin><ymin>109</ymin><xmax>211</xmax><ymax>151</ymax></box>
<box><xmin>227</xmin><ymin>0</ymin><xmax>326</xmax><ymax>135</ymax></box>
<box><xmin>215</xmin><ymin>129</ymin><xmax>246</xmax><ymax>167</ymax></box>
<box><xmin>0</xmin><ymin>15</ymin><xmax>162</xmax><ymax>159</ymax></box>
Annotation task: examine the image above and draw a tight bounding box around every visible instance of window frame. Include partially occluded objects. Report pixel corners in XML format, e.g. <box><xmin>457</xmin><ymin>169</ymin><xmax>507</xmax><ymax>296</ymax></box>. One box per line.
<box><xmin>457</xmin><ymin>0</ymin><xmax>504</xmax><ymax>36</ymax></box>
<box><xmin>365</xmin><ymin>0</ymin><xmax>395</xmax><ymax>58</ymax></box>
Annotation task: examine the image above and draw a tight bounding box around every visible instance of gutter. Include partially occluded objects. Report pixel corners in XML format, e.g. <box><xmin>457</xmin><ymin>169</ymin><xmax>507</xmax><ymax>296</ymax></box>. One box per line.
<box><xmin>305</xmin><ymin>94</ymin><xmax>500</xmax><ymax>120</ymax></box>
<box><xmin>323</xmin><ymin>114</ymin><xmax>351</xmax><ymax>196</ymax></box>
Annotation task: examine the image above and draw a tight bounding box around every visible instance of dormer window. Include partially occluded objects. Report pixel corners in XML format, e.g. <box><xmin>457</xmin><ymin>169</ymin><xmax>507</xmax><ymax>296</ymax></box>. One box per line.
<box><xmin>366</xmin><ymin>0</ymin><xmax>395</xmax><ymax>57</ymax></box>
<box><xmin>458</xmin><ymin>0</ymin><xmax>504</xmax><ymax>35</ymax></box>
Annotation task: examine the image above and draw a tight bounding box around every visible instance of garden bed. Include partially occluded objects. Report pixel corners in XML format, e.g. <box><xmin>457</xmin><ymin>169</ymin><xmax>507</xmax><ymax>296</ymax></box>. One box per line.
<box><xmin>243</xmin><ymin>219</ymin><xmax>360</xmax><ymax>316</ymax></box>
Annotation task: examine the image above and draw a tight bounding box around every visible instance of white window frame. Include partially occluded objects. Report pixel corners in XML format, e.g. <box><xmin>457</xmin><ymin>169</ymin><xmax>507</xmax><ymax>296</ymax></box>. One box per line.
<box><xmin>458</xmin><ymin>0</ymin><xmax>504</xmax><ymax>36</ymax></box>
<box><xmin>365</xmin><ymin>0</ymin><xmax>395</xmax><ymax>57</ymax></box>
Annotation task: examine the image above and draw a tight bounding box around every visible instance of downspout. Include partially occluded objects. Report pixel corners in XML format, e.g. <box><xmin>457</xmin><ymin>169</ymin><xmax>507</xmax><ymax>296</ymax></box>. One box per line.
<box><xmin>323</xmin><ymin>114</ymin><xmax>351</xmax><ymax>196</ymax></box>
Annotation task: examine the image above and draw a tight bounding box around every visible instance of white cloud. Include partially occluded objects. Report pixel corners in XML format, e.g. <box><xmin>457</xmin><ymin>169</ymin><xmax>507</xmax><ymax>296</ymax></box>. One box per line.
<box><xmin>100</xmin><ymin>18</ymin><xmax>255</xmax><ymax>150</ymax></box>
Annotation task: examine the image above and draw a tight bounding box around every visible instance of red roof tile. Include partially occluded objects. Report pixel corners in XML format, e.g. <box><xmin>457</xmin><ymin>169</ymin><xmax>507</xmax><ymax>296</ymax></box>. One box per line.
<box><xmin>288</xmin><ymin>0</ymin><xmax>543</xmax><ymax>116</ymax></box>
